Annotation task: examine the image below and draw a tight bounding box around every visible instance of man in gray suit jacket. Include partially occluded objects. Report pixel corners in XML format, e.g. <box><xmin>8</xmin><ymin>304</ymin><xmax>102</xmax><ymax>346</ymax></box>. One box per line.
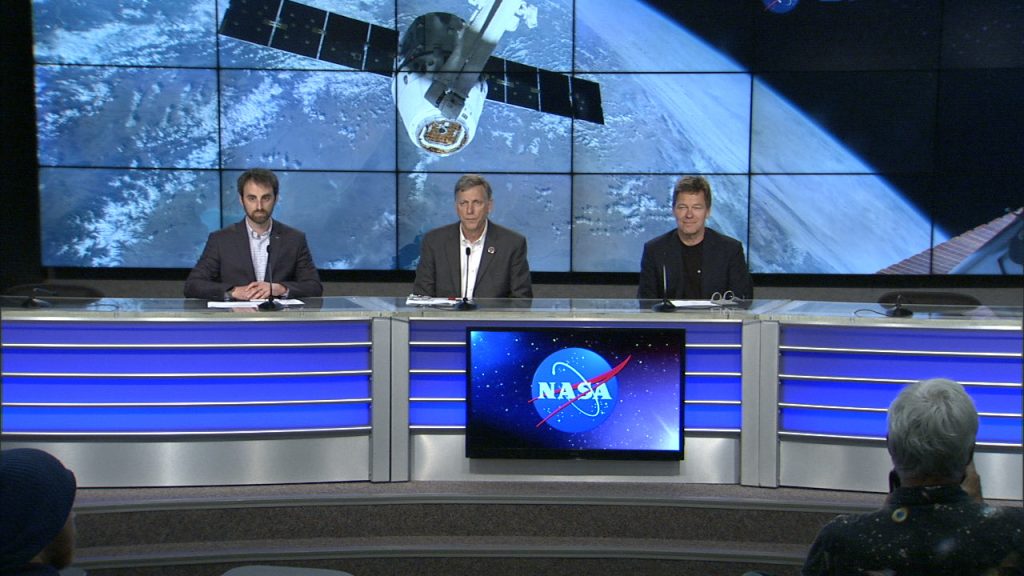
<box><xmin>638</xmin><ymin>175</ymin><xmax>752</xmax><ymax>300</ymax></box>
<box><xmin>413</xmin><ymin>174</ymin><xmax>532</xmax><ymax>299</ymax></box>
<box><xmin>185</xmin><ymin>169</ymin><xmax>322</xmax><ymax>301</ymax></box>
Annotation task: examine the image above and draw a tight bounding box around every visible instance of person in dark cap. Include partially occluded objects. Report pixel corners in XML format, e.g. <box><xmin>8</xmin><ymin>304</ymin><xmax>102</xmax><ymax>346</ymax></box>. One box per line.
<box><xmin>0</xmin><ymin>448</ymin><xmax>78</xmax><ymax>575</ymax></box>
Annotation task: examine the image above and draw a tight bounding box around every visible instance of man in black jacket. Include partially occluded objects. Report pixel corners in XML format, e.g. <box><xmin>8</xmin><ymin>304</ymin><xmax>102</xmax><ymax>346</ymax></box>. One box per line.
<box><xmin>638</xmin><ymin>175</ymin><xmax>752</xmax><ymax>300</ymax></box>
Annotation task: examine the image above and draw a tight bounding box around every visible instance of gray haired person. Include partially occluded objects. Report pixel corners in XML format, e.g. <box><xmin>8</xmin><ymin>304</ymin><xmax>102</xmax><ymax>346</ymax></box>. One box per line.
<box><xmin>802</xmin><ymin>378</ymin><xmax>1023</xmax><ymax>575</ymax></box>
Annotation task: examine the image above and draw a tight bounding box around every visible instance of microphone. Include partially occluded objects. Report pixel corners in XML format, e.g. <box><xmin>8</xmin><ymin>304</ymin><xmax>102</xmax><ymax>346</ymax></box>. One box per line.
<box><xmin>22</xmin><ymin>286</ymin><xmax>55</xmax><ymax>308</ymax></box>
<box><xmin>886</xmin><ymin>293</ymin><xmax>912</xmax><ymax>318</ymax></box>
<box><xmin>258</xmin><ymin>238</ymin><xmax>282</xmax><ymax>311</ymax></box>
<box><xmin>454</xmin><ymin>245</ymin><xmax>477</xmax><ymax>311</ymax></box>
<box><xmin>652</xmin><ymin>264</ymin><xmax>676</xmax><ymax>312</ymax></box>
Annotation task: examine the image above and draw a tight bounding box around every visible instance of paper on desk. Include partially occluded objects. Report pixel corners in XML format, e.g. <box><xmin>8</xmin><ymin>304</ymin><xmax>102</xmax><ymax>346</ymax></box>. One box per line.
<box><xmin>207</xmin><ymin>299</ymin><xmax>305</xmax><ymax>308</ymax></box>
<box><xmin>668</xmin><ymin>299</ymin><xmax>736</xmax><ymax>309</ymax></box>
<box><xmin>406</xmin><ymin>295</ymin><xmax>458</xmax><ymax>307</ymax></box>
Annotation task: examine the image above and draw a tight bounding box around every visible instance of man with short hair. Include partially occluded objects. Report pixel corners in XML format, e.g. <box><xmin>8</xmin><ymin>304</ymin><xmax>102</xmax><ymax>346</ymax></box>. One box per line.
<box><xmin>413</xmin><ymin>174</ymin><xmax>532</xmax><ymax>299</ymax></box>
<box><xmin>185</xmin><ymin>168</ymin><xmax>323</xmax><ymax>301</ymax></box>
<box><xmin>1</xmin><ymin>448</ymin><xmax>78</xmax><ymax>575</ymax></box>
<box><xmin>802</xmin><ymin>378</ymin><xmax>1024</xmax><ymax>575</ymax></box>
<box><xmin>637</xmin><ymin>175</ymin><xmax>752</xmax><ymax>300</ymax></box>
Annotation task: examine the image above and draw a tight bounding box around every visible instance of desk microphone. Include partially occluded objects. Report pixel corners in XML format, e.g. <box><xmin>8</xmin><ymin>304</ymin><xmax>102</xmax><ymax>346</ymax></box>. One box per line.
<box><xmin>886</xmin><ymin>293</ymin><xmax>912</xmax><ymax>318</ymax></box>
<box><xmin>22</xmin><ymin>286</ymin><xmax>55</xmax><ymax>308</ymax></box>
<box><xmin>454</xmin><ymin>245</ymin><xmax>477</xmax><ymax>311</ymax></box>
<box><xmin>258</xmin><ymin>239</ymin><xmax>283</xmax><ymax>311</ymax></box>
<box><xmin>652</xmin><ymin>265</ymin><xmax>676</xmax><ymax>312</ymax></box>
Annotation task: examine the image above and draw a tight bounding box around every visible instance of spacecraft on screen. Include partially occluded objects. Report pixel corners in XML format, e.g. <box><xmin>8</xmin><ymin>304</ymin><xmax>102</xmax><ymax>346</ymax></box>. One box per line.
<box><xmin>219</xmin><ymin>0</ymin><xmax>605</xmax><ymax>156</ymax></box>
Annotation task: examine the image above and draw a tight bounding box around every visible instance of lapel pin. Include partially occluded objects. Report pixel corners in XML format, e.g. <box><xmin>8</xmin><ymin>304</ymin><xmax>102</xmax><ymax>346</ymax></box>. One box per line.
<box><xmin>487</xmin><ymin>246</ymin><xmax>496</xmax><ymax>254</ymax></box>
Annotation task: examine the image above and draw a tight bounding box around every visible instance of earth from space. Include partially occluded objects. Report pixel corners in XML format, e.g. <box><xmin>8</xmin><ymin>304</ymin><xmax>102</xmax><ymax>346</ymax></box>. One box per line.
<box><xmin>32</xmin><ymin>0</ymin><xmax>939</xmax><ymax>273</ymax></box>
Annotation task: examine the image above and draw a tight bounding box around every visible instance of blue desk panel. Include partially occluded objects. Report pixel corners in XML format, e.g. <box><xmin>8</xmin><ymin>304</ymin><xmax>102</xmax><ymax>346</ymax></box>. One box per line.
<box><xmin>778</xmin><ymin>324</ymin><xmax>1022</xmax><ymax>445</ymax></box>
<box><xmin>2</xmin><ymin>319</ymin><xmax>374</xmax><ymax>435</ymax></box>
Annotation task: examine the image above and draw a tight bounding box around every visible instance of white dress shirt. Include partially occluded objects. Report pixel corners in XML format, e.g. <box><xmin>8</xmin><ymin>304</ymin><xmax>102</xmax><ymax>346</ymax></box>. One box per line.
<box><xmin>246</xmin><ymin>220</ymin><xmax>272</xmax><ymax>282</ymax></box>
<box><xmin>459</xmin><ymin>222</ymin><xmax>487</xmax><ymax>299</ymax></box>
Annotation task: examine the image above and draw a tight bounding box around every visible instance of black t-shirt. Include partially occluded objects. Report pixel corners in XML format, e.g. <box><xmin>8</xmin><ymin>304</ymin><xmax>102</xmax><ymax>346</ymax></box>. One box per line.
<box><xmin>680</xmin><ymin>239</ymin><xmax>703</xmax><ymax>299</ymax></box>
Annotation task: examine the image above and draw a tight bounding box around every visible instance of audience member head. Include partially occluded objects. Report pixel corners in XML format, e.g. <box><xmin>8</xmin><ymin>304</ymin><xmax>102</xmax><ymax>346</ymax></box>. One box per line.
<box><xmin>236</xmin><ymin>168</ymin><xmax>279</xmax><ymax>199</ymax></box>
<box><xmin>672</xmin><ymin>175</ymin><xmax>712</xmax><ymax>210</ymax></box>
<box><xmin>0</xmin><ymin>448</ymin><xmax>78</xmax><ymax>573</ymax></box>
<box><xmin>887</xmin><ymin>378</ymin><xmax>978</xmax><ymax>485</ymax></box>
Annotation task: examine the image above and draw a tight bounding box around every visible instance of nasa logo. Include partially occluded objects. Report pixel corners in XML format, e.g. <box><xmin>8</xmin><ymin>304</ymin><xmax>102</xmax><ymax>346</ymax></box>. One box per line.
<box><xmin>530</xmin><ymin>347</ymin><xmax>631</xmax><ymax>433</ymax></box>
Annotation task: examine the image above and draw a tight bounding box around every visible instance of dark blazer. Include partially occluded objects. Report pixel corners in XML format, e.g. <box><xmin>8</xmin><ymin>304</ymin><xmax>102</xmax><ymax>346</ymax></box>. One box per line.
<box><xmin>638</xmin><ymin>227</ymin><xmax>753</xmax><ymax>300</ymax></box>
<box><xmin>184</xmin><ymin>220</ymin><xmax>323</xmax><ymax>300</ymax></box>
<box><xmin>413</xmin><ymin>221</ymin><xmax>532</xmax><ymax>299</ymax></box>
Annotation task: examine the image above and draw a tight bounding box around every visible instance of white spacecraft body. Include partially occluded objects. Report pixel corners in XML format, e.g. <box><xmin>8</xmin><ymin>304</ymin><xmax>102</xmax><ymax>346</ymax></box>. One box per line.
<box><xmin>393</xmin><ymin>0</ymin><xmax>538</xmax><ymax>155</ymax></box>
<box><xmin>218</xmin><ymin>0</ymin><xmax>601</xmax><ymax>156</ymax></box>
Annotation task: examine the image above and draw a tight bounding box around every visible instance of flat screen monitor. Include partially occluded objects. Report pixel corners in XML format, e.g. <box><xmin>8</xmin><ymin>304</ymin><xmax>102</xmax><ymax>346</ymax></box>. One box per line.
<box><xmin>466</xmin><ymin>326</ymin><xmax>685</xmax><ymax>461</ymax></box>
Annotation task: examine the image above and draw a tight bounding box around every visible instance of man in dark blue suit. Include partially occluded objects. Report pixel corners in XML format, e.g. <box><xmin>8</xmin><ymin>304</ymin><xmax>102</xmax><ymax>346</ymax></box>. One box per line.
<box><xmin>185</xmin><ymin>168</ymin><xmax>322</xmax><ymax>301</ymax></box>
<box><xmin>638</xmin><ymin>175</ymin><xmax>752</xmax><ymax>300</ymax></box>
<box><xmin>413</xmin><ymin>174</ymin><xmax>532</xmax><ymax>299</ymax></box>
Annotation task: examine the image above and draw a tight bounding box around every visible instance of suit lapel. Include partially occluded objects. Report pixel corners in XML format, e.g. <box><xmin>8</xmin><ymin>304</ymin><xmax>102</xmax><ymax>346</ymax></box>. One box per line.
<box><xmin>699</xmin><ymin>229</ymin><xmax>717</xmax><ymax>297</ymax></box>
<box><xmin>664</xmin><ymin>232</ymin><xmax>682</xmax><ymax>298</ymax></box>
<box><xmin>267</xmin><ymin>226</ymin><xmax>283</xmax><ymax>281</ymax></box>
<box><xmin>447</xmin><ymin>224</ymin><xmax>462</xmax><ymax>294</ymax></box>
<box><xmin>475</xmin><ymin>223</ymin><xmax>496</xmax><ymax>286</ymax></box>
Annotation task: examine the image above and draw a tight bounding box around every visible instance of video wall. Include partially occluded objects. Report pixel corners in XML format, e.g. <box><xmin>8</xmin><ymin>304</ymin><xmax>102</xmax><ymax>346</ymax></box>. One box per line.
<box><xmin>31</xmin><ymin>0</ymin><xmax>1023</xmax><ymax>275</ymax></box>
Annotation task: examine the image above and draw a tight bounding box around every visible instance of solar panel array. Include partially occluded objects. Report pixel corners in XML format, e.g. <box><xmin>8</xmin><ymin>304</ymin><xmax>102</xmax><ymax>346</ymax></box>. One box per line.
<box><xmin>220</xmin><ymin>0</ymin><xmax>603</xmax><ymax>123</ymax></box>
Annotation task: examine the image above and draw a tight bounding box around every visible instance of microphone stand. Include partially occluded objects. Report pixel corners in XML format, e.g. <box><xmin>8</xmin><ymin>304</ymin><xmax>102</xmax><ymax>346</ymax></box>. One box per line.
<box><xmin>258</xmin><ymin>240</ymin><xmax>283</xmax><ymax>311</ymax></box>
<box><xmin>22</xmin><ymin>286</ymin><xmax>55</xmax><ymax>308</ymax></box>
<box><xmin>652</xmin><ymin>264</ymin><xmax>676</xmax><ymax>312</ymax></box>
<box><xmin>886</xmin><ymin>293</ymin><xmax>912</xmax><ymax>318</ymax></box>
<box><xmin>454</xmin><ymin>245</ymin><xmax>477</xmax><ymax>311</ymax></box>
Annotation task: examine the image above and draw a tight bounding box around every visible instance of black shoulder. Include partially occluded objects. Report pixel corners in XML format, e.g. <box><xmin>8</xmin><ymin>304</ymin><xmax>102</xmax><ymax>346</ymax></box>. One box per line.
<box><xmin>644</xmin><ymin>228</ymin><xmax>678</xmax><ymax>249</ymax></box>
<box><xmin>705</xmin><ymin>227</ymin><xmax>743</xmax><ymax>249</ymax></box>
<box><xmin>211</xmin><ymin>220</ymin><xmax>245</xmax><ymax>240</ymax></box>
<box><xmin>271</xmin><ymin>220</ymin><xmax>303</xmax><ymax>237</ymax></box>
<box><xmin>423</xmin><ymin>222</ymin><xmax>459</xmax><ymax>241</ymax></box>
<box><xmin>488</xmin><ymin>221</ymin><xmax>527</xmax><ymax>242</ymax></box>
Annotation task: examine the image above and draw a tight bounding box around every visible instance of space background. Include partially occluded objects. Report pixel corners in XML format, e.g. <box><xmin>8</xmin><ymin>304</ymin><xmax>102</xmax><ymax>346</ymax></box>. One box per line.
<box><xmin>30</xmin><ymin>0</ymin><xmax>1023</xmax><ymax>275</ymax></box>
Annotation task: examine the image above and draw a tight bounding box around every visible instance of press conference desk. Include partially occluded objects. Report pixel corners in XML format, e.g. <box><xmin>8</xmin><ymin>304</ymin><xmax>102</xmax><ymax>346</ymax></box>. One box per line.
<box><xmin>2</xmin><ymin>296</ymin><xmax>1021</xmax><ymax>500</ymax></box>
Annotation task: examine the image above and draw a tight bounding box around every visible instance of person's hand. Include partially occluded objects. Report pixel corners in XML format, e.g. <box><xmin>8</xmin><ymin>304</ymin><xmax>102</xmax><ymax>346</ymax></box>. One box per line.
<box><xmin>227</xmin><ymin>285</ymin><xmax>245</xmax><ymax>301</ymax></box>
<box><xmin>231</xmin><ymin>282</ymin><xmax>270</xmax><ymax>301</ymax></box>
<box><xmin>229</xmin><ymin>283</ymin><xmax>252</xmax><ymax>301</ymax></box>
<box><xmin>961</xmin><ymin>460</ymin><xmax>983</xmax><ymax>502</ymax></box>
